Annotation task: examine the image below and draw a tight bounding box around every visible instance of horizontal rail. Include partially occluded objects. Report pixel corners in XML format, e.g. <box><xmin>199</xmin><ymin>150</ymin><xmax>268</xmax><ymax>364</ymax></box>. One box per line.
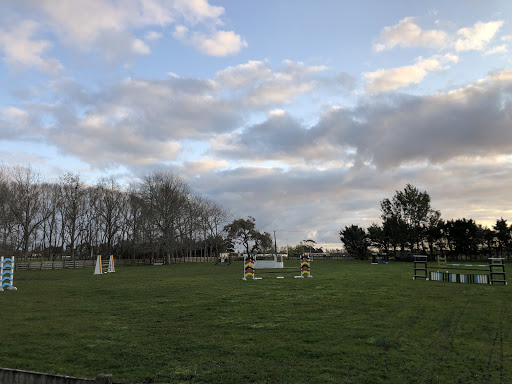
<box><xmin>428</xmin><ymin>267</ymin><xmax>488</xmax><ymax>272</ymax></box>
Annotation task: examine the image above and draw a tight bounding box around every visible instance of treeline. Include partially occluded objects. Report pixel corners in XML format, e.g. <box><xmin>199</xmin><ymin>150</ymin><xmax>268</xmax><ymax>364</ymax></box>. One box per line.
<box><xmin>340</xmin><ymin>184</ymin><xmax>512</xmax><ymax>261</ymax></box>
<box><xmin>0</xmin><ymin>165</ymin><xmax>231</xmax><ymax>262</ymax></box>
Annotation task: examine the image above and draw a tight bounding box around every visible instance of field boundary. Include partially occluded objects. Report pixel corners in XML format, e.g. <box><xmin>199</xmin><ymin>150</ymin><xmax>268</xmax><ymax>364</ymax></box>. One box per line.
<box><xmin>14</xmin><ymin>257</ymin><xmax>222</xmax><ymax>271</ymax></box>
<box><xmin>0</xmin><ymin>367</ymin><xmax>130</xmax><ymax>384</ymax></box>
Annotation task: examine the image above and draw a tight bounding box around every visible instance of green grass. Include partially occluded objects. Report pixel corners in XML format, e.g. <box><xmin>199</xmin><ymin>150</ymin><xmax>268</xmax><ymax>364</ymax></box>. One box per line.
<box><xmin>1</xmin><ymin>261</ymin><xmax>510</xmax><ymax>383</ymax></box>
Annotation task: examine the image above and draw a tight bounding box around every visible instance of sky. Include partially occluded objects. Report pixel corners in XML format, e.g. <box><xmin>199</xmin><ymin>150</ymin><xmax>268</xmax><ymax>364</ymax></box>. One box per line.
<box><xmin>0</xmin><ymin>0</ymin><xmax>511</xmax><ymax>250</ymax></box>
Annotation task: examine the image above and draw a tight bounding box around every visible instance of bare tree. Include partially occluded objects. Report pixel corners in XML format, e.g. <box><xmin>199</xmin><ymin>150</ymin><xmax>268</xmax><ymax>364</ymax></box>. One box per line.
<box><xmin>137</xmin><ymin>170</ymin><xmax>190</xmax><ymax>264</ymax></box>
<box><xmin>94</xmin><ymin>176</ymin><xmax>125</xmax><ymax>257</ymax></box>
<box><xmin>59</xmin><ymin>173</ymin><xmax>87</xmax><ymax>260</ymax></box>
<box><xmin>39</xmin><ymin>182</ymin><xmax>62</xmax><ymax>260</ymax></box>
<box><xmin>0</xmin><ymin>165</ymin><xmax>15</xmax><ymax>256</ymax></box>
<box><xmin>5</xmin><ymin>165</ymin><xmax>50</xmax><ymax>261</ymax></box>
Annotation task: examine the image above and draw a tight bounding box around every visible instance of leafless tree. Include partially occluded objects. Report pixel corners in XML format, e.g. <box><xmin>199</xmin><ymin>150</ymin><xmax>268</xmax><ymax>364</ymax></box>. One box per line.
<box><xmin>59</xmin><ymin>173</ymin><xmax>87</xmax><ymax>260</ymax></box>
<box><xmin>39</xmin><ymin>182</ymin><xmax>62</xmax><ymax>260</ymax></box>
<box><xmin>94</xmin><ymin>176</ymin><xmax>126</xmax><ymax>257</ymax></box>
<box><xmin>137</xmin><ymin>170</ymin><xmax>190</xmax><ymax>264</ymax></box>
<box><xmin>5</xmin><ymin>165</ymin><xmax>50</xmax><ymax>261</ymax></box>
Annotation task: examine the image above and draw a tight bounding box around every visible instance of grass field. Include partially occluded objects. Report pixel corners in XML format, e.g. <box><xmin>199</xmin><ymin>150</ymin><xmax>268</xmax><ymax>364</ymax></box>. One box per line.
<box><xmin>0</xmin><ymin>260</ymin><xmax>510</xmax><ymax>384</ymax></box>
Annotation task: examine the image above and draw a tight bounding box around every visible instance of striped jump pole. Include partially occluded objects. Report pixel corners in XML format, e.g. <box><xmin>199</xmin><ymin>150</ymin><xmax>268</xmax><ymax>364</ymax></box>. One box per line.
<box><xmin>243</xmin><ymin>254</ymin><xmax>260</xmax><ymax>280</ymax></box>
<box><xmin>1</xmin><ymin>256</ymin><xmax>17</xmax><ymax>291</ymax></box>
<box><xmin>295</xmin><ymin>253</ymin><xmax>312</xmax><ymax>278</ymax></box>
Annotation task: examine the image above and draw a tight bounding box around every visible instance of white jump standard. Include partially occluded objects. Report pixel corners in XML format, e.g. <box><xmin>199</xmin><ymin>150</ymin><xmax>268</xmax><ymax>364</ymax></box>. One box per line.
<box><xmin>93</xmin><ymin>255</ymin><xmax>115</xmax><ymax>275</ymax></box>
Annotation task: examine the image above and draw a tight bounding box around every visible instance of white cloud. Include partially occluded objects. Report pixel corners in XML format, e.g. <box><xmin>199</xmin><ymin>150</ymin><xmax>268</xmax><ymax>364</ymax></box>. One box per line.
<box><xmin>216</xmin><ymin>60</ymin><xmax>333</xmax><ymax>108</ymax></box>
<box><xmin>132</xmin><ymin>38</ymin><xmax>151</xmax><ymax>54</ymax></box>
<box><xmin>375</xmin><ymin>18</ymin><xmax>504</xmax><ymax>54</ymax></box>
<box><xmin>182</xmin><ymin>157</ymin><xmax>229</xmax><ymax>175</ymax></box>
<box><xmin>1</xmin><ymin>107</ymin><xmax>28</xmax><ymax>120</ymax></box>
<box><xmin>364</xmin><ymin>54</ymin><xmax>458</xmax><ymax>94</ymax></box>
<box><xmin>186</xmin><ymin>30</ymin><xmax>248</xmax><ymax>56</ymax></box>
<box><xmin>374</xmin><ymin>17</ymin><xmax>449</xmax><ymax>51</ymax></box>
<box><xmin>216</xmin><ymin>60</ymin><xmax>273</xmax><ymax>89</ymax></box>
<box><xmin>269</xmin><ymin>109</ymin><xmax>286</xmax><ymax>117</ymax></box>
<box><xmin>173</xmin><ymin>25</ymin><xmax>189</xmax><ymax>40</ymax></box>
<box><xmin>455</xmin><ymin>20</ymin><xmax>503</xmax><ymax>51</ymax></box>
<box><xmin>0</xmin><ymin>20</ymin><xmax>63</xmax><ymax>74</ymax></box>
<box><xmin>1</xmin><ymin>0</ymin><xmax>245</xmax><ymax>64</ymax></box>
<box><xmin>484</xmin><ymin>44</ymin><xmax>508</xmax><ymax>55</ymax></box>
<box><xmin>211</xmin><ymin>69</ymin><xmax>512</xmax><ymax>176</ymax></box>
<box><xmin>244</xmin><ymin>81</ymin><xmax>315</xmax><ymax>106</ymax></box>
<box><xmin>37</xmin><ymin>0</ymin><xmax>174</xmax><ymax>44</ymax></box>
<box><xmin>172</xmin><ymin>0</ymin><xmax>225</xmax><ymax>25</ymax></box>
<box><xmin>144</xmin><ymin>31</ymin><xmax>162</xmax><ymax>41</ymax></box>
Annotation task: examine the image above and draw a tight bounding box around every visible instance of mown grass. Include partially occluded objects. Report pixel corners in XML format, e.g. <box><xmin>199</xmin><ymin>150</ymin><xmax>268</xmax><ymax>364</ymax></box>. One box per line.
<box><xmin>0</xmin><ymin>261</ymin><xmax>510</xmax><ymax>383</ymax></box>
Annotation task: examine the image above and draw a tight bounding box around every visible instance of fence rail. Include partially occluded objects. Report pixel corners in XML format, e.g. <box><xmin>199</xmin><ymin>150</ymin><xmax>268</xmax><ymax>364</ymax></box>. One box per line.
<box><xmin>15</xmin><ymin>260</ymin><xmax>95</xmax><ymax>271</ymax></box>
<box><xmin>14</xmin><ymin>256</ymin><xmax>221</xmax><ymax>270</ymax></box>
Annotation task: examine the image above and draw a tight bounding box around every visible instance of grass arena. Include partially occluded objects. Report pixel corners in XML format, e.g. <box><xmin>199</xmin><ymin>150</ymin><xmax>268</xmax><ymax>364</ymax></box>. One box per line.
<box><xmin>0</xmin><ymin>260</ymin><xmax>510</xmax><ymax>384</ymax></box>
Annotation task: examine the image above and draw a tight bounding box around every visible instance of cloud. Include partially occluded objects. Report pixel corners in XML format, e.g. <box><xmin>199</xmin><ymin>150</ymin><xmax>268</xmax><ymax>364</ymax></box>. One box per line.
<box><xmin>375</xmin><ymin>18</ymin><xmax>503</xmax><ymax>53</ymax></box>
<box><xmin>484</xmin><ymin>45</ymin><xmax>508</xmax><ymax>55</ymax></box>
<box><xmin>54</xmin><ymin>118</ymin><xmax>182</xmax><ymax>167</ymax></box>
<box><xmin>182</xmin><ymin>157</ymin><xmax>229</xmax><ymax>176</ymax></box>
<box><xmin>1</xmin><ymin>0</ymin><xmax>245</xmax><ymax>65</ymax></box>
<box><xmin>455</xmin><ymin>20</ymin><xmax>504</xmax><ymax>51</ymax></box>
<box><xmin>190</xmin><ymin>30</ymin><xmax>248</xmax><ymax>56</ymax></box>
<box><xmin>132</xmin><ymin>38</ymin><xmax>151</xmax><ymax>55</ymax></box>
<box><xmin>0</xmin><ymin>20</ymin><xmax>63</xmax><ymax>74</ymax></box>
<box><xmin>1</xmin><ymin>106</ymin><xmax>28</xmax><ymax>120</ymax></box>
<box><xmin>216</xmin><ymin>60</ymin><xmax>336</xmax><ymax>108</ymax></box>
<box><xmin>215</xmin><ymin>60</ymin><xmax>273</xmax><ymax>89</ymax></box>
<box><xmin>173</xmin><ymin>27</ymin><xmax>247</xmax><ymax>56</ymax></box>
<box><xmin>172</xmin><ymin>0</ymin><xmax>225</xmax><ymax>25</ymax></box>
<box><xmin>0</xmin><ymin>107</ymin><xmax>29</xmax><ymax>139</ymax></box>
<box><xmin>145</xmin><ymin>31</ymin><xmax>163</xmax><ymax>41</ymax></box>
<box><xmin>374</xmin><ymin>17</ymin><xmax>449</xmax><ymax>52</ymax></box>
<box><xmin>211</xmin><ymin>69</ymin><xmax>512</xmax><ymax>171</ymax></box>
<box><xmin>35</xmin><ymin>0</ymin><xmax>174</xmax><ymax>44</ymax></box>
<box><xmin>193</xmin><ymin>71</ymin><xmax>512</xmax><ymax>245</ymax></box>
<box><xmin>0</xmin><ymin>58</ymin><xmax>353</xmax><ymax>171</ymax></box>
<box><xmin>5</xmin><ymin>60</ymin><xmax>512</xmax><ymax>205</ymax></box>
<box><xmin>2</xmin><ymin>73</ymin><xmax>246</xmax><ymax>168</ymax></box>
<box><xmin>364</xmin><ymin>54</ymin><xmax>458</xmax><ymax>94</ymax></box>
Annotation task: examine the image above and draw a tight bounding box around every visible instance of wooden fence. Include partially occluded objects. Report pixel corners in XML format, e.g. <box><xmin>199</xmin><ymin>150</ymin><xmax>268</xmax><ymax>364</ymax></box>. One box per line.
<box><xmin>14</xmin><ymin>256</ymin><xmax>219</xmax><ymax>271</ymax></box>
<box><xmin>15</xmin><ymin>260</ymin><xmax>94</xmax><ymax>271</ymax></box>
